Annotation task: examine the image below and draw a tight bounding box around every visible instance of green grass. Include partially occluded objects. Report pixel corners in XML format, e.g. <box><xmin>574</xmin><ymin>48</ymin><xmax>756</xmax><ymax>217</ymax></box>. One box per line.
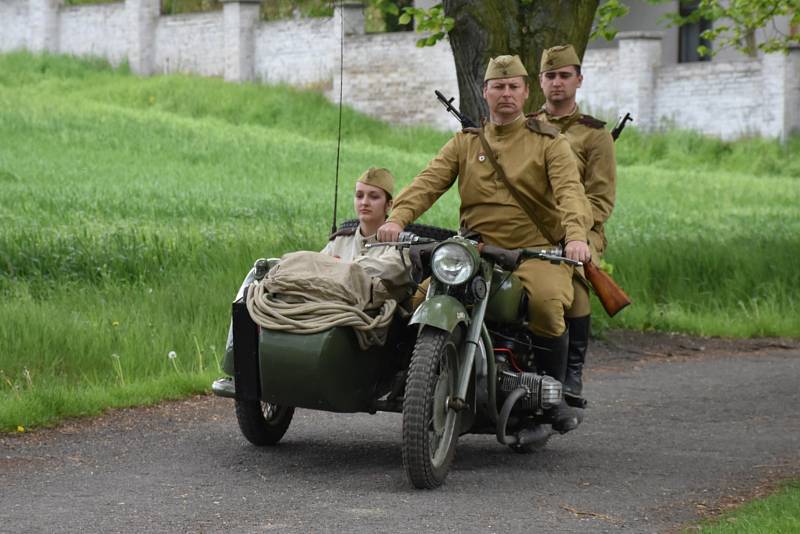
<box><xmin>689</xmin><ymin>481</ymin><xmax>800</xmax><ymax>533</ymax></box>
<box><xmin>0</xmin><ymin>51</ymin><xmax>798</xmax><ymax>431</ymax></box>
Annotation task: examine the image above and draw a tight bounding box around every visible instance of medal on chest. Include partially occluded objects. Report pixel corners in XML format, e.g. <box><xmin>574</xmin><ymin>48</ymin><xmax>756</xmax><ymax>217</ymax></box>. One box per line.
<box><xmin>478</xmin><ymin>152</ymin><xmax>486</xmax><ymax>162</ymax></box>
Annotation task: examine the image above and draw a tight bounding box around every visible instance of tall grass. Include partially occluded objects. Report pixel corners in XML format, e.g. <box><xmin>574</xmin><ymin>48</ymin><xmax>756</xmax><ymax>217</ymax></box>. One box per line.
<box><xmin>0</xmin><ymin>51</ymin><xmax>798</xmax><ymax>430</ymax></box>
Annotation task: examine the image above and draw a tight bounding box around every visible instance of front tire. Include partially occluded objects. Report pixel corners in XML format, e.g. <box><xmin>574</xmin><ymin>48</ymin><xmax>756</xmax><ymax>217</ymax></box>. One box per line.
<box><xmin>402</xmin><ymin>326</ymin><xmax>461</xmax><ymax>489</ymax></box>
<box><xmin>235</xmin><ymin>400</ymin><xmax>294</xmax><ymax>446</ymax></box>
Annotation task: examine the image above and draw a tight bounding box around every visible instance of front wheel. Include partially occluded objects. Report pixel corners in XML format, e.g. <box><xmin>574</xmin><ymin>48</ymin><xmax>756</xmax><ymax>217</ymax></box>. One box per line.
<box><xmin>402</xmin><ymin>326</ymin><xmax>461</xmax><ymax>489</ymax></box>
<box><xmin>235</xmin><ymin>400</ymin><xmax>294</xmax><ymax>446</ymax></box>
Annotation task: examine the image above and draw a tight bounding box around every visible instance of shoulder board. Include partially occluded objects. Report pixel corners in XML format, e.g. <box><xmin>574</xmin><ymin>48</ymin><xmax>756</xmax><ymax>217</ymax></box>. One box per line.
<box><xmin>524</xmin><ymin>118</ymin><xmax>559</xmax><ymax>138</ymax></box>
<box><xmin>577</xmin><ymin>114</ymin><xmax>606</xmax><ymax>129</ymax></box>
<box><xmin>328</xmin><ymin>227</ymin><xmax>357</xmax><ymax>241</ymax></box>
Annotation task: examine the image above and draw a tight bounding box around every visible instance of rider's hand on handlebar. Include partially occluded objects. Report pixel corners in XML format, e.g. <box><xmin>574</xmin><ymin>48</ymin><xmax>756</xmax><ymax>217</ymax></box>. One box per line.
<box><xmin>377</xmin><ymin>221</ymin><xmax>403</xmax><ymax>242</ymax></box>
<box><xmin>565</xmin><ymin>240</ymin><xmax>591</xmax><ymax>263</ymax></box>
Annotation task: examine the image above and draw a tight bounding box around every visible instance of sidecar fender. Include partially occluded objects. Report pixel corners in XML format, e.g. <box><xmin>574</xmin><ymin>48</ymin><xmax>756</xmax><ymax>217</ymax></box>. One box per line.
<box><xmin>409</xmin><ymin>295</ymin><xmax>470</xmax><ymax>333</ymax></box>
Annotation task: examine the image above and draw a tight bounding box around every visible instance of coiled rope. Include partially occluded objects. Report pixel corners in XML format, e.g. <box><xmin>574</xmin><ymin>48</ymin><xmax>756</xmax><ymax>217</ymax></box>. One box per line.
<box><xmin>246</xmin><ymin>282</ymin><xmax>397</xmax><ymax>350</ymax></box>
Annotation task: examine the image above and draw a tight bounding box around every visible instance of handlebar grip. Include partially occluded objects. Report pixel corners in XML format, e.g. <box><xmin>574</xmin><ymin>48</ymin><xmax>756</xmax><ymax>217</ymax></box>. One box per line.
<box><xmin>480</xmin><ymin>245</ymin><xmax>521</xmax><ymax>271</ymax></box>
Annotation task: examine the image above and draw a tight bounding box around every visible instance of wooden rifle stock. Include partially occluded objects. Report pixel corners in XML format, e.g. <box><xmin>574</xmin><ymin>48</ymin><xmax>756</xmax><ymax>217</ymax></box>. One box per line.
<box><xmin>583</xmin><ymin>261</ymin><xmax>631</xmax><ymax>317</ymax></box>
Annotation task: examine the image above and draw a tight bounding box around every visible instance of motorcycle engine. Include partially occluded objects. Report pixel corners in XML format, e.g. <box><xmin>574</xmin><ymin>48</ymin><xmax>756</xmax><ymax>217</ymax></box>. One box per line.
<box><xmin>498</xmin><ymin>369</ymin><xmax>562</xmax><ymax>411</ymax></box>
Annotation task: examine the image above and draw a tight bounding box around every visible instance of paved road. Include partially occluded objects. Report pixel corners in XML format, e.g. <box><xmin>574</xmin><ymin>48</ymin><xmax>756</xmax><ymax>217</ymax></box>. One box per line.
<box><xmin>2</xmin><ymin>349</ymin><xmax>799</xmax><ymax>533</ymax></box>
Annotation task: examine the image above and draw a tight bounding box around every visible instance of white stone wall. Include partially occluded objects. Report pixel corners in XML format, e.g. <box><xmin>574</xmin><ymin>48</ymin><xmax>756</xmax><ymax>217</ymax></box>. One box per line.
<box><xmin>337</xmin><ymin>31</ymin><xmax>460</xmax><ymax>131</ymax></box>
<box><xmin>655</xmin><ymin>61</ymin><xmax>765</xmax><ymax>138</ymax></box>
<box><xmin>60</xmin><ymin>3</ymin><xmax>128</xmax><ymax>65</ymax></box>
<box><xmin>1</xmin><ymin>1</ymin><xmax>798</xmax><ymax>139</ymax></box>
<box><xmin>578</xmin><ymin>48</ymin><xmax>618</xmax><ymax>120</ymax></box>
<box><xmin>154</xmin><ymin>13</ymin><xmax>225</xmax><ymax>76</ymax></box>
<box><xmin>0</xmin><ymin>0</ymin><xmax>29</xmax><ymax>51</ymax></box>
<box><xmin>254</xmin><ymin>17</ymin><xmax>335</xmax><ymax>87</ymax></box>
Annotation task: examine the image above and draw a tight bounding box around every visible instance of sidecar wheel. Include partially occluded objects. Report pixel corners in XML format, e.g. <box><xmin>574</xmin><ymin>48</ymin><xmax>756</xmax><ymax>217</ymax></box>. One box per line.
<box><xmin>235</xmin><ymin>400</ymin><xmax>294</xmax><ymax>446</ymax></box>
<box><xmin>402</xmin><ymin>326</ymin><xmax>460</xmax><ymax>489</ymax></box>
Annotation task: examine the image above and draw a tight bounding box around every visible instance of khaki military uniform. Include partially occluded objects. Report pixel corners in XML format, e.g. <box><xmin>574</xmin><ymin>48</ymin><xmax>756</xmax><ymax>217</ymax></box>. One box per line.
<box><xmin>531</xmin><ymin>106</ymin><xmax>616</xmax><ymax>317</ymax></box>
<box><xmin>389</xmin><ymin>114</ymin><xmax>591</xmax><ymax>337</ymax></box>
<box><xmin>321</xmin><ymin>228</ymin><xmax>412</xmax><ymax>302</ymax></box>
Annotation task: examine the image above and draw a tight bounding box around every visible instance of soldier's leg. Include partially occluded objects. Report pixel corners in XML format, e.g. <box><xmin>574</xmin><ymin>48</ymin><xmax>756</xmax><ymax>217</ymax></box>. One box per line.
<box><xmin>515</xmin><ymin>260</ymin><xmax>581</xmax><ymax>433</ymax></box>
<box><xmin>564</xmin><ymin>276</ymin><xmax>591</xmax><ymax>404</ymax></box>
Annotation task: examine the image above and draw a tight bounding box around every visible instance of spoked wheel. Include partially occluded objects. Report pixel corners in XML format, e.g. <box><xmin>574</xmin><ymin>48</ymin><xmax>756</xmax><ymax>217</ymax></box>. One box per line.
<box><xmin>235</xmin><ymin>400</ymin><xmax>294</xmax><ymax>446</ymax></box>
<box><xmin>402</xmin><ymin>326</ymin><xmax>461</xmax><ymax>489</ymax></box>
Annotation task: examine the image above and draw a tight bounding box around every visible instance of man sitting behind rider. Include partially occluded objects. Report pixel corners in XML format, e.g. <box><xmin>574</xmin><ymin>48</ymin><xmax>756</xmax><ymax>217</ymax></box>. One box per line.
<box><xmin>217</xmin><ymin>167</ymin><xmax>410</xmax><ymax>380</ymax></box>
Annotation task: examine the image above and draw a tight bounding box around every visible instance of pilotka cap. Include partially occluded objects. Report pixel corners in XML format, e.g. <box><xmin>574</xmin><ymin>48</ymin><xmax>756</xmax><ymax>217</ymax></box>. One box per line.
<box><xmin>357</xmin><ymin>167</ymin><xmax>395</xmax><ymax>197</ymax></box>
<box><xmin>540</xmin><ymin>44</ymin><xmax>581</xmax><ymax>72</ymax></box>
<box><xmin>484</xmin><ymin>55</ymin><xmax>528</xmax><ymax>81</ymax></box>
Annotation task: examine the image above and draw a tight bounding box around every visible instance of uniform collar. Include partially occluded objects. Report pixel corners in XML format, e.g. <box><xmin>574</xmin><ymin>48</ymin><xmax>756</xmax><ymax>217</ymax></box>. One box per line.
<box><xmin>358</xmin><ymin>226</ymin><xmax>379</xmax><ymax>244</ymax></box>
<box><xmin>541</xmin><ymin>104</ymin><xmax>580</xmax><ymax>122</ymax></box>
<box><xmin>487</xmin><ymin>113</ymin><xmax>525</xmax><ymax>136</ymax></box>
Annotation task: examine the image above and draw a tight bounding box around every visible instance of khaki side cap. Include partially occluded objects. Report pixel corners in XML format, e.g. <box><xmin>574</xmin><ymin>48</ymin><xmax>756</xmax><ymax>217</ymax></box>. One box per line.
<box><xmin>484</xmin><ymin>55</ymin><xmax>528</xmax><ymax>81</ymax></box>
<box><xmin>540</xmin><ymin>44</ymin><xmax>581</xmax><ymax>72</ymax></box>
<box><xmin>357</xmin><ymin>167</ymin><xmax>395</xmax><ymax>197</ymax></box>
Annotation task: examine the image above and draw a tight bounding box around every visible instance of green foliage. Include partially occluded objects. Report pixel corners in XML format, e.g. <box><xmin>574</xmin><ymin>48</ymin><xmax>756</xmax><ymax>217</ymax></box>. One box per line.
<box><xmin>690</xmin><ymin>481</ymin><xmax>800</xmax><ymax>533</ymax></box>
<box><xmin>591</xmin><ymin>0</ymin><xmax>630</xmax><ymax>41</ymax></box>
<box><xmin>397</xmin><ymin>3</ymin><xmax>453</xmax><ymax>47</ymax></box>
<box><xmin>658</xmin><ymin>0</ymin><xmax>800</xmax><ymax>57</ymax></box>
<box><xmin>1</xmin><ymin>51</ymin><xmax>798</xmax><ymax>431</ymax></box>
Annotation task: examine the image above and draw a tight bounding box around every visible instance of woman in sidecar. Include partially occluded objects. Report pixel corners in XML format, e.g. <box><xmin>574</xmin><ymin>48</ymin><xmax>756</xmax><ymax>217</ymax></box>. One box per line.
<box><xmin>212</xmin><ymin>166</ymin><xmax>452</xmax><ymax>453</ymax></box>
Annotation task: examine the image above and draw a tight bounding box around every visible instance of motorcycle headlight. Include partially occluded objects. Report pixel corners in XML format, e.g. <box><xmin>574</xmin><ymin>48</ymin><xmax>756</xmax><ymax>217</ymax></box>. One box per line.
<box><xmin>431</xmin><ymin>243</ymin><xmax>477</xmax><ymax>286</ymax></box>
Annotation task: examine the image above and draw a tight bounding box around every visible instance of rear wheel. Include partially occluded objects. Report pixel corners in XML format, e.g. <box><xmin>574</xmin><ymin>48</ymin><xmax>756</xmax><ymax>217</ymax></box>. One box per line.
<box><xmin>235</xmin><ymin>400</ymin><xmax>294</xmax><ymax>446</ymax></box>
<box><xmin>402</xmin><ymin>326</ymin><xmax>461</xmax><ymax>489</ymax></box>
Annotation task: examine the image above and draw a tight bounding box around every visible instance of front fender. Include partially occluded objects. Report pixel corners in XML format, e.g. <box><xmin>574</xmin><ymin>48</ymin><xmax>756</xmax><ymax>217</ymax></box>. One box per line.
<box><xmin>409</xmin><ymin>295</ymin><xmax>470</xmax><ymax>333</ymax></box>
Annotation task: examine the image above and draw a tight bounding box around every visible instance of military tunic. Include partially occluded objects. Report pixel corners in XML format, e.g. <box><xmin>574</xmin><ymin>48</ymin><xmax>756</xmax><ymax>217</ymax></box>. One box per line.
<box><xmin>388</xmin><ymin>114</ymin><xmax>592</xmax><ymax>337</ymax></box>
<box><xmin>531</xmin><ymin>106</ymin><xmax>617</xmax><ymax>317</ymax></box>
<box><xmin>321</xmin><ymin>228</ymin><xmax>412</xmax><ymax>302</ymax></box>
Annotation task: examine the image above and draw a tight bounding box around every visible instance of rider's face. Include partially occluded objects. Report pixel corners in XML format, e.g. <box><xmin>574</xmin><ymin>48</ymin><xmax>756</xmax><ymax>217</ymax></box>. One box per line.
<box><xmin>354</xmin><ymin>182</ymin><xmax>392</xmax><ymax>230</ymax></box>
<box><xmin>483</xmin><ymin>76</ymin><xmax>529</xmax><ymax>123</ymax></box>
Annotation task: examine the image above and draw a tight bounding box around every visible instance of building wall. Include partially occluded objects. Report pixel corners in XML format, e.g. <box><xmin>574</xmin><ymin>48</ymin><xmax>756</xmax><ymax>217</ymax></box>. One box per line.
<box><xmin>0</xmin><ymin>0</ymin><xmax>30</xmax><ymax>51</ymax></box>
<box><xmin>60</xmin><ymin>3</ymin><xmax>128</xmax><ymax>65</ymax></box>
<box><xmin>1</xmin><ymin>1</ymin><xmax>797</xmax><ymax>139</ymax></box>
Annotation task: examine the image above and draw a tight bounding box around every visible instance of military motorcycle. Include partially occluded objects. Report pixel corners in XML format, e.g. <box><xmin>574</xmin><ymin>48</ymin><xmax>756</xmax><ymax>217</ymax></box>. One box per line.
<box><xmin>213</xmin><ymin>222</ymin><xmax>582</xmax><ymax>489</ymax></box>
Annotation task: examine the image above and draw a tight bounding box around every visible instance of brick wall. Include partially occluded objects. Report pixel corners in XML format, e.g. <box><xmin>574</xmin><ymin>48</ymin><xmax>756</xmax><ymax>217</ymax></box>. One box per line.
<box><xmin>0</xmin><ymin>0</ymin><xmax>29</xmax><ymax>51</ymax></box>
<box><xmin>254</xmin><ymin>17</ymin><xmax>335</xmax><ymax>87</ymax></box>
<box><xmin>337</xmin><ymin>31</ymin><xmax>460</xmax><ymax>131</ymax></box>
<box><xmin>154</xmin><ymin>13</ymin><xmax>225</xmax><ymax>76</ymax></box>
<box><xmin>60</xmin><ymin>3</ymin><xmax>128</xmax><ymax>65</ymax></box>
<box><xmin>1</xmin><ymin>1</ymin><xmax>797</xmax><ymax>139</ymax></box>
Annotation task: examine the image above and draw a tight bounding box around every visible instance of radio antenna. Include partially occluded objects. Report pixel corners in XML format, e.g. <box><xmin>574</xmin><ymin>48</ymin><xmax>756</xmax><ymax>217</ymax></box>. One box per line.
<box><xmin>331</xmin><ymin>2</ymin><xmax>345</xmax><ymax>235</ymax></box>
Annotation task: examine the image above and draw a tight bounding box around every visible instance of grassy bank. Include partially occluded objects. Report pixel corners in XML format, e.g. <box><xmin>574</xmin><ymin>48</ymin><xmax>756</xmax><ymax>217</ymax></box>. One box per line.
<box><xmin>1</xmin><ymin>51</ymin><xmax>798</xmax><ymax>430</ymax></box>
<box><xmin>689</xmin><ymin>481</ymin><xmax>800</xmax><ymax>533</ymax></box>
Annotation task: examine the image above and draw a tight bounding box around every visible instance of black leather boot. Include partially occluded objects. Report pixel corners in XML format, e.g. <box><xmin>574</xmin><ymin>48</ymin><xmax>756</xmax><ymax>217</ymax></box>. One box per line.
<box><xmin>533</xmin><ymin>330</ymin><xmax>582</xmax><ymax>434</ymax></box>
<box><xmin>564</xmin><ymin>315</ymin><xmax>590</xmax><ymax>405</ymax></box>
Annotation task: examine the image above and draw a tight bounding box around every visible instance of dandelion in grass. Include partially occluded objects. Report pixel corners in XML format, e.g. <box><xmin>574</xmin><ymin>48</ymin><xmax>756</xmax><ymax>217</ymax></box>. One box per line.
<box><xmin>16</xmin><ymin>426</ymin><xmax>25</xmax><ymax>433</ymax></box>
<box><xmin>111</xmin><ymin>353</ymin><xmax>125</xmax><ymax>386</ymax></box>
<box><xmin>22</xmin><ymin>368</ymin><xmax>33</xmax><ymax>388</ymax></box>
<box><xmin>112</xmin><ymin>320</ymin><xmax>120</xmax><ymax>327</ymax></box>
<box><xmin>168</xmin><ymin>350</ymin><xmax>181</xmax><ymax>373</ymax></box>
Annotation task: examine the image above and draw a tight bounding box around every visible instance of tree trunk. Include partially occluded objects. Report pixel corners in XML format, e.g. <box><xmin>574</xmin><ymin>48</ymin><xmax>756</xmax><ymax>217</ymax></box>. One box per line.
<box><xmin>443</xmin><ymin>0</ymin><xmax>599</xmax><ymax>122</ymax></box>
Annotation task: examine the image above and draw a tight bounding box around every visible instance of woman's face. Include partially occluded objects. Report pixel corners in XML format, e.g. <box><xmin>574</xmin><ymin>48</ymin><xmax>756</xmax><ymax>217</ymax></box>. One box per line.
<box><xmin>354</xmin><ymin>181</ymin><xmax>391</xmax><ymax>229</ymax></box>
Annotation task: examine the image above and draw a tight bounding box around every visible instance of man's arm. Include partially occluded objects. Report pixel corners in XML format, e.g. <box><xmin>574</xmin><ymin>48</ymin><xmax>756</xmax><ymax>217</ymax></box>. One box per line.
<box><xmin>386</xmin><ymin>137</ymin><xmax>461</xmax><ymax>228</ymax></box>
<box><xmin>546</xmin><ymin>136</ymin><xmax>593</xmax><ymax>246</ymax></box>
<box><xmin>584</xmin><ymin>129</ymin><xmax>617</xmax><ymax>227</ymax></box>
